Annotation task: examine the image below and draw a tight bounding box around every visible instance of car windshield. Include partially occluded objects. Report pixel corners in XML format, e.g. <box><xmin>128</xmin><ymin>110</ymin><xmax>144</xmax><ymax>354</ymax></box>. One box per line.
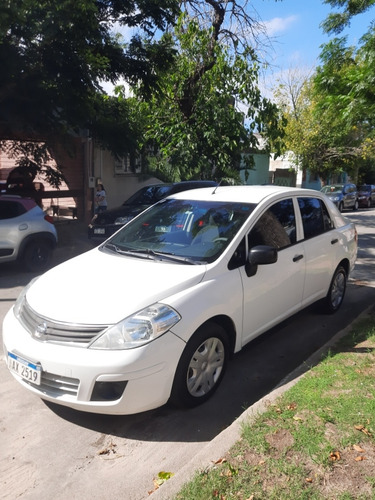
<box><xmin>321</xmin><ymin>185</ymin><xmax>344</xmax><ymax>194</ymax></box>
<box><xmin>123</xmin><ymin>185</ymin><xmax>172</xmax><ymax>206</ymax></box>
<box><xmin>358</xmin><ymin>185</ymin><xmax>370</xmax><ymax>192</ymax></box>
<box><xmin>104</xmin><ymin>198</ymin><xmax>255</xmax><ymax>264</ymax></box>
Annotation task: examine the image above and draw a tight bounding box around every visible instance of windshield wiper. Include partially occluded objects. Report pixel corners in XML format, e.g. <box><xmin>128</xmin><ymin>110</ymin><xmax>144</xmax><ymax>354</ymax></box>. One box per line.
<box><xmin>103</xmin><ymin>244</ymin><xmax>203</xmax><ymax>264</ymax></box>
<box><xmin>155</xmin><ymin>252</ymin><xmax>204</xmax><ymax>265</ymax></box>
<box><xmin>103</xmin><ymin>243</ymin><xmax>157</xmax><ymax>260</ymax></box>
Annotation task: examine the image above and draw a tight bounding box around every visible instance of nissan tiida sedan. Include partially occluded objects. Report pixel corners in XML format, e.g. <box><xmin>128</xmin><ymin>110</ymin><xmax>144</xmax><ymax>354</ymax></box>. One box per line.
<box><xmin>3</xmin><ymin>186</ymin><xmax>357</xmax><ymax>415</ymax></box>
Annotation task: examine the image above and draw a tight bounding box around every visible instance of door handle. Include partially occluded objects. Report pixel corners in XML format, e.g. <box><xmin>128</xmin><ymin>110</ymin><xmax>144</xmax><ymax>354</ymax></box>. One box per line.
<box><xmin>293</xmin><ymin>254</ymin><xmax>304</xmax><ymax>262</ymax></box>
<box><xmin>331</xmin><ymin>238</ymin><xmax>338</xmax><ymax>245</ymax></box>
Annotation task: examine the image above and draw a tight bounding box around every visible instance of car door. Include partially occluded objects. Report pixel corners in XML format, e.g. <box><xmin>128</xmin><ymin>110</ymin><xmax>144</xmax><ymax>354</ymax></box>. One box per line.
<box><xmin>238</xmin><ymin>198</ymin><xmax>306</xmax><ymax>346</ymax></box>
<box><xmin>344</xmin><ymin>184</ymin><xmax>356</xmax><ymax>209</ymax></box>
<box><xmin>371</xmin><ymin>186</ymin><xmax>375</xmax><ymax>205</ymax></box>
<box><xmin>297</xmin><ymin>196</ymin><xmax>336</xmax><ymax>306</ymax></box>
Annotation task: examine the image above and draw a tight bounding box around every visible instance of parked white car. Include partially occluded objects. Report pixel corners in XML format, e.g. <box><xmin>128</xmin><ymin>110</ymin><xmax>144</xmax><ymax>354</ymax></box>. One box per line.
<box><xmin>3</xmin><ymin>186</ymin><xmax>357</xmax><ymax>415</ymax></box>
<box><xmin>0</xmin><ymin>194</ymin><xmax>57</xmax><ymax>271</ymax></box>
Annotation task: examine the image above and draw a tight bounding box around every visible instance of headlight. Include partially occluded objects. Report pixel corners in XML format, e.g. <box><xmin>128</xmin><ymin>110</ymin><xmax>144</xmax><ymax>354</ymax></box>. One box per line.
<box><xmin>89</xmin><ymin>304</ymin><xmax>181</xmax><ymax>350</ymax></box>
<box><xmin>14</xmin><ymin>277</ymin><xmax>39</xmax><ymax>319</ymax></box>
<box><xmin>331</xmin><ymin>196</ymin><xmax>340</xmax><ymax>202</ymax></box>
<box><xmin>114</xmin><ymin>216</ymin><xmax>134</xmax><ymax>225</ymax></box>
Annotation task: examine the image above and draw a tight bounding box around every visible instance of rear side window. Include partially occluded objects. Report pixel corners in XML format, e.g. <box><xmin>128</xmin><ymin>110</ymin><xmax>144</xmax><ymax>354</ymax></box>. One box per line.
<box><xmin>0</xmin><ymin>200</ymin><xmax>27</xmax><ymax>219</ymax></box>
<box><xmin>248</xmin><ymin>198</ymin><xmax>296</xmax><ymax>250</ymax></box>
<box><xmin>298</xmin><ymin>197</ymin><xmax>333</xmax><ymax>239</ymax></box>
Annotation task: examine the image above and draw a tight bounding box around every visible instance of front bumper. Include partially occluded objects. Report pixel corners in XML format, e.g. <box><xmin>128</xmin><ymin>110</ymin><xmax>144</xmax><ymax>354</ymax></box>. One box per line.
<box><xmin>358</xmin><ymin>196</ymin><xmax>370</xmax><ymax>207</ymax></box>
<box><xmin>88</xmin><ymin>223</ymin><xmax>122</xmax><ymax>240</ymax></box>
<box><xmin>3</xmin><ymin>307</ymin><xmax>185</xmax><ymax>415</ymax></box>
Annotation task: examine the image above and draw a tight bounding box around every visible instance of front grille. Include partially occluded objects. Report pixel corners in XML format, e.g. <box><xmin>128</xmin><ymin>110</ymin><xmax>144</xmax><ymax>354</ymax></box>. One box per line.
<box><xmin>24</xmin><ymin>371</ymin><xmax>80</xmax><ymax>398</ymax></box>
<box><xmin>19</xmin><ymin>299</ymin><xmax>109</xmax><ymax>346</ymax></box>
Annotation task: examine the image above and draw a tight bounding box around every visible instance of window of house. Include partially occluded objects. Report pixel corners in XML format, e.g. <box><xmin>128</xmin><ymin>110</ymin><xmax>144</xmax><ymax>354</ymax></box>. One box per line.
<box><xmin>114</xmin><ymin>155</ymin><xmax>141</xmax><ymax>175</ymax></box>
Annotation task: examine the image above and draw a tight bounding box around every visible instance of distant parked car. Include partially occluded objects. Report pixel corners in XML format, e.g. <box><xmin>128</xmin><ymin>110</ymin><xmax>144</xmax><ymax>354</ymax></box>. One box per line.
<box><xmin>88</xmin><ymin>180</ymin><xmax>218</xmax><ymax>241</ymax></box>
<box><xmin>357</xmin><ymin>184</ymin><xmax>375</xmax><ymax>208</ymax></box>
<box><xmin>320</xmin><ymin>183</ymin><xmax>358</xmax><ymax>212</ymax></box>
<box><xmin>0</xmin><ymin>195</ymin><xmax>57</xmax><ymax>271</ymax></box>
<box><xmin>4</xmin><ymin>185</ymin><xmax>357</xmax><ymax>415</ymax></box>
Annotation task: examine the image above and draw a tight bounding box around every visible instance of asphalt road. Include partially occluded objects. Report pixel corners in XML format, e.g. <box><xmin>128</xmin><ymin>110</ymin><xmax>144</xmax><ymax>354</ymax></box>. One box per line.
<box><xmin>1</xmin><ymin>210</ymin><xmax>374</xmax><ymax>500</ymax></box>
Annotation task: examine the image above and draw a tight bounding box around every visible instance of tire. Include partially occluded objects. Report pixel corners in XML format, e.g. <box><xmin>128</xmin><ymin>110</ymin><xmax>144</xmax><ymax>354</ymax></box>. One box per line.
<box><xmin>23</xmin><ymin>240</ymin><xmax>52</xmax><ymax>272</ymax></box>
<box><xmin>367</xmin><ymin>199</ymin><xmax>371</xmax><ymax>209</ymax></box>
<box><xmin>170</xmin><ymin>322</ymin><xmax>229</xmax><ymax>408</ymax></box>
<box><xmin>338</xmin><ymin>202</ymin><xmax>344</xmax><ymax>212</ymax></box>
<box><xmin>353</xmin><ymin>199</ymin><xmax>359</xmax><ymax>211</ymax></box>
<box><xmin>322</xmin><ymin>265</ymin><xmax>347</xmax><ymax>314</ymax></box>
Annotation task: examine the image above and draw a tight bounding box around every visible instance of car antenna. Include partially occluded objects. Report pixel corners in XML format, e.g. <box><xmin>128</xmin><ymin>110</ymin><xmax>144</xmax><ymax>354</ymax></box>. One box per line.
<box><xmin>212</xmin><ymin>180</ymin><xmax>222</xmax><ymax>195</ymax></box>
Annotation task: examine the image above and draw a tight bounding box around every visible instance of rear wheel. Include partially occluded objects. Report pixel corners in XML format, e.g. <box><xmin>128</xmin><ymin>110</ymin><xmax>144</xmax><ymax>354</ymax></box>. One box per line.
<box><xmin>322</xmin><ymin>265</ymin><xmax>347</xmax><ymax>314</ymax></box>
<box><xmin>23</xmin><ymin>240</ymin><xmax>52</xmax><ymax>272</ymax></box>
<box><xmin>338</xmin><ymin>202</ymin><xmax>344</xmax><ymax>212</ymax></box>
<box><xmin>170</xmin><ymin>322</ymin><xmax>229</xmax><ymax>408</ymax></box>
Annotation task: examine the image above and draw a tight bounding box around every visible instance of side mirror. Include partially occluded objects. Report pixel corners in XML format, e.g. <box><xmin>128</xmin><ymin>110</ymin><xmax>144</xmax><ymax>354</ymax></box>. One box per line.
<box><xmin>245</xmin><ymin>245</ymin><xmax>278</xmax><ymax>277</ymax></box>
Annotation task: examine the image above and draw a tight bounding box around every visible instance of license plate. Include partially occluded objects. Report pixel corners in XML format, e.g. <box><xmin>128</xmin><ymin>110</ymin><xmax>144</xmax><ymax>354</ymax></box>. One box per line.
<box><xmin>7</xmin><ymin>352</ymin><xmax>42</xmax><ymax>385</ymax></box>
<box><xmin>94</xmin><ymin>228</ymin><xmax>105</xmax><ymax>235</ymax></box>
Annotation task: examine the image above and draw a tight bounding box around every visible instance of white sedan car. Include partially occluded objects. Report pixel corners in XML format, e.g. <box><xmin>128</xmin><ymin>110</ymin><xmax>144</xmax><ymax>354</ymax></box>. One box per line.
<box><xmin>3</xmin><ymin>186</ymin><xmax>357</xmax><ymax>415</ymax></box>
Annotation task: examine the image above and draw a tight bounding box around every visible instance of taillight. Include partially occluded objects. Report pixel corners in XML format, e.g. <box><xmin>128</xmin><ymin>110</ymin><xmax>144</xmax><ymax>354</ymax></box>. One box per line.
<box><xmin>44</xmin><ymin>214</ymin><xmax>54</xmax><ymax>224</ymax></box>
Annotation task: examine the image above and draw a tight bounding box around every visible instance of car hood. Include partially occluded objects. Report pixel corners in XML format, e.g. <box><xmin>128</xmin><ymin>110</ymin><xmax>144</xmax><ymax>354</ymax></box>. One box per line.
<box><xmin>324</xmin><ymin>192</ymin><xmax>342</xmax><ymax>198</ymax></box>
<box><xmin>25</xmin><ymin>248</ymin><xmax>206</xmax><ymax>325</ymax></box>
<box><xmin>95</xmin><ymin>204</ymin><xmax>149</xmax><ymax>224</ymax></box>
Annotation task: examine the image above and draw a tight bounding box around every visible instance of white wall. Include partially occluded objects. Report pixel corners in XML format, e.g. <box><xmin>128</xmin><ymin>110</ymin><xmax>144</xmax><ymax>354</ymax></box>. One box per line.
<box><xmin>91</xmin><ymin>148</ymin><xmax>161</xmax><ymax>211</ymax></box>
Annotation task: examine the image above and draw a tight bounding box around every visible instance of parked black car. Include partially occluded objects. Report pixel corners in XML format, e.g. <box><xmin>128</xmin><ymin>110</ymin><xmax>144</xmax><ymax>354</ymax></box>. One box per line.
<box><xmin>320</xmin><ymin>183</ymin><xmax>358</xmax><ymax>212</ymax></box>
<box><xmin>88</xmin><ymin>180</ymin><xmax>218</xmax><ymax>241</ymax></box>
<box><xmin>357</xmin><ymin>184</ymin><xmax>375</xmax><ymax>208</ymax></box>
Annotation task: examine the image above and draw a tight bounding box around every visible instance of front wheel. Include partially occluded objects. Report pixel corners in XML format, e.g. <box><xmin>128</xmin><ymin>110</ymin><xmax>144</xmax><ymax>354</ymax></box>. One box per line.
<box><xmin>23</xmin><ymin>240</ymin><xmax>52</xmax><ymax>272</ymax></box>
<box><xmin>322</xmin><ymin>265</ymin><xmax>347</xmax><ymax>314</ymax></box>
<box><xmin>170</xmin><ymin>322</ymin><xmax>229</xmax><ymax>408</ymax></box>
<box><xmin>353</xmin><ymin>199</ymin><xmax>359</xmax><ymax>211</ymax></box>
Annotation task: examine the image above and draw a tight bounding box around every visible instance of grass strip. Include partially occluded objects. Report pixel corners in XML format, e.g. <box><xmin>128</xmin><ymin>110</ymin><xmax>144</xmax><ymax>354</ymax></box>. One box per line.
<box><xmin>176</xmin><ymin>309</ymin><xmax>375</xmax><ymax>500</ymax></box>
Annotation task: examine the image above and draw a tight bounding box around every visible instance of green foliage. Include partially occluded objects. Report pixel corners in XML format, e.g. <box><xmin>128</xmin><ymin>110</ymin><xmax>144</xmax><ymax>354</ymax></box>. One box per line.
<box><xmin>321</xmin><ymin>0</ymin><xmax>375</xmax><ymax>34</ymax></box>
<box><xmin>135</xmin><ymin>15</ymin><xmax>285</xmax><ymax>182</ymax></box>
<box><xmin>0</xmin><ymin>0</ymin><xmax>178</xmax><ymax>180</ymax></box>
<box><xmin>275</xmin><ymin>18</ymin><xmax>375</xmax><ymax>183</ymax></box>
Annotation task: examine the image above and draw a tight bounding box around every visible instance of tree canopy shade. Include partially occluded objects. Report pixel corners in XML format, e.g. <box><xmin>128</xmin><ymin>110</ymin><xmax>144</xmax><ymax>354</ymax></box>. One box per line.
<box><xmin>0</xmin><ymin>0</ymin><xmax>178</xmax><ymax>143</ymax></box>
<box><xmin>1</xmin><ymin>0</ymin><xmax>285</xmax><ymax>185</ymax></box>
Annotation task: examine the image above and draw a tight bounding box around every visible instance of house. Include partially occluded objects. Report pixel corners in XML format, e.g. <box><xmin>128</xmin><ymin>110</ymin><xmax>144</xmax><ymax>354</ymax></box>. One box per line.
<box><xmin>0</xmin><ymin>137</ymin><xmax>161</xmax><ymax>222</ymax></box>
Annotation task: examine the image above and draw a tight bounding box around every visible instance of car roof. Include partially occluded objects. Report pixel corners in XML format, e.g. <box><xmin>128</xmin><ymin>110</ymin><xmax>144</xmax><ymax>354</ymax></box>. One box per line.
<box><xmin>0</xmin><ymin>194</ymin><xmax>37</xmax><ymax>210</ymax></box>
<box><xmin>169</xmin><ymin>185</ymin><xmax>322</xmax><ymax>204</ymax></box>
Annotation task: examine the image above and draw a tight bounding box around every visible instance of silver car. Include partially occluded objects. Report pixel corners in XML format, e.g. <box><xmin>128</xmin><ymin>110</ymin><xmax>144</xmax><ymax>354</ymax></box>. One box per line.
<box><xmin>0</xmin><ymin>194</ymin><xmax>57</xmax><ymax>271</ymax></box>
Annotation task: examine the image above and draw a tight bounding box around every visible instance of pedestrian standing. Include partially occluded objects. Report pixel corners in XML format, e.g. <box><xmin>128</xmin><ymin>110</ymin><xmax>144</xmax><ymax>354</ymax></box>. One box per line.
<box><xmin>95</xmin><ymin>183</ymin><xmax>107</xmax><ymax>213</ymax></box>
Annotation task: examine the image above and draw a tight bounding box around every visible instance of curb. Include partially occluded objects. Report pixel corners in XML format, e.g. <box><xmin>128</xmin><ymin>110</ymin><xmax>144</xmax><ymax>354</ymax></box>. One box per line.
<box><xmin>150</xmin><ymin>306</ymin><xmax>374</xmax><ymax>499</ymax></box>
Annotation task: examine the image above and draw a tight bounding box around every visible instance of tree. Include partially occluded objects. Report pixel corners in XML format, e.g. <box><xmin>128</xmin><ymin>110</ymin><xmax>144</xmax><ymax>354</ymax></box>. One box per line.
<box><xmin>273</xmin><ymin>1</ymin><xmax>375</xmax><ymax>184</ymax></box>
<box><xmin>321</xmin><ymin>0</ymin><xmax>375</xmax><ymax>35</ymax></box>
<box><xmin>129</xmin><ymin>11</ymin><xmax>284</xmax><ymax>182</ymax></box>
<box><xmin>0</xmin><ymin>0</ymin><xmax>179</xmax><ymax>180</ymax></box>
<box><xmin>1</xmin><ymin>0</ymin><xmax>286</xmax><ymax>185</ymax></box>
